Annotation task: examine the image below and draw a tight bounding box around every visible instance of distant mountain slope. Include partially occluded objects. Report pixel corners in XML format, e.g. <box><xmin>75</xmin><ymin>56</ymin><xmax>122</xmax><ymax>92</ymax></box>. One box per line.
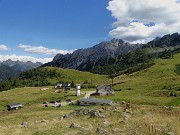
<box><xmin>0</xmin><ymin>60</ymin><xmax>42</xmax><ymax>83</ymax></box>
<box><xmin>44</xmin><ymin>39</ymin><xmax>143</xmax><ymax>71</ymax></box>
<box><xmin>0</xmin><ymin>65</ymin><xmax>20</xmax><ymax>82</ymax></box>
<box><xmin>0</xmin><ymin>66</ymin><xmax>108</xmax><ymax>91</ymax></box>
<box><xmin>1</xmin><ymin>59</ymin><xmax>42</xmax><ymax>72</ymax></box>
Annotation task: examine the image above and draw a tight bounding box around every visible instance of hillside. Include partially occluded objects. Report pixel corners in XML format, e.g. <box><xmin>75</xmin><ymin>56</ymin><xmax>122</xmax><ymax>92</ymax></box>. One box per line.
<box><xmin>0</xmin><ymin>65</ymin><xmax>21</xmax><ymax>83</ymax></box>
<box><xmin>0</xmin><ymin>67</ymin><xmax>108</xmax><ymax>91</ymax></box>
<box><xmin>97</xmin><ymin>53</ymin><xmax>180</xmax><ymax>106</ymax></box>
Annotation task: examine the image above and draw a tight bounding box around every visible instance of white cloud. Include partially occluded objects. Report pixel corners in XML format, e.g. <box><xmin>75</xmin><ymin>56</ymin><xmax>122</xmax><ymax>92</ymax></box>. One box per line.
<box><xmin>18</xmin><ymin>44</ymin><xmax>75</xmax><ymax>55</ymax></box>
<box><xmin>107</xmin><ymin>0</ymin><xmax>180</xmax><ymax>43</ymax></box>
<box><xmin>0</xmin><ymin>54</ymin><xmax>53</xmax><ymax>64</ymax></box>
<box><xmin>0</xmin><ymin>44</ymin><xmax>10</xmax><ymax>51</ymax></box>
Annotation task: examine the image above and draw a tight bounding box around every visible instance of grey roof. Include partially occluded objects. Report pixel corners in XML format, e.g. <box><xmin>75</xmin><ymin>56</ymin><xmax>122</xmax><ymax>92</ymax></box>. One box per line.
<box><xmin>7</xmin><ymin>103</ymin><xmax>23</xmax><ymax>108</ymax></box>
<box><xmin>77</xmin><ymin>98</ymin><xmax>113</xmax><ymax>104</ymax></box>
<box><xmin>97</xmin><ymin>84</ymin><xmax>114</xmax><ymax>93</ymax></box>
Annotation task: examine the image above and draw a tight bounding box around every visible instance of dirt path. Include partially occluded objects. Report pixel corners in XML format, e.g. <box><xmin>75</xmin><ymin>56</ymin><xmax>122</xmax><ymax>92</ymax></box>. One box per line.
<box><xmin>61</xmin><ymin>91</ymin><xmax>96</xmax><ymax>106</ymax></box>
<box><xmin>83</xmin><ymin>91</ymin><xmax>96</xmax><ymax>98</ymax></box>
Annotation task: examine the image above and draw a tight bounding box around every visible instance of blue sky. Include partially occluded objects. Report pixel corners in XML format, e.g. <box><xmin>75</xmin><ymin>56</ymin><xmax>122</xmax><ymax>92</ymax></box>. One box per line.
<box><xmin>0</xmin><ymin>0</ymin><xmax>113</xmax><ymax>63</ymax></box>
<box><xmin>0</xmin><ymin>0</ymin><xmax>180</xmax><ymax>63</ymax></box>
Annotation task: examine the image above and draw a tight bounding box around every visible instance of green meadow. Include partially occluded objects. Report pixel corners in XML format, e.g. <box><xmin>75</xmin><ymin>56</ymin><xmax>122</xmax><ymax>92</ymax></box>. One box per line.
<box><xmin>43</xmin><ymin>66</ymin><xmax>108</xmax><ymax>85</ymax></box>
<box><xmin>0</xmin><ymin>53</ymin><xmax>179</xmax><ymax>135</ymax></box>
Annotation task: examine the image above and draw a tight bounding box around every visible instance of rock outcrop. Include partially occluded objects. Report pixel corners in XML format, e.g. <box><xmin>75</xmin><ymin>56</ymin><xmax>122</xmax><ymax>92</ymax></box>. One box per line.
<box><xmin>145</xmin><ymin>33</ymin><xmax>180</xmax><ymax>48</ymax></box>
<box><xmin>44</xmin><ymin>39</ymin><xmax>142</xmax><ymax>71</ymax></box>
<box><xmin>62</xmin><ymin>108</ymin><xmax>105</xmax><ymax>119</ymax></box>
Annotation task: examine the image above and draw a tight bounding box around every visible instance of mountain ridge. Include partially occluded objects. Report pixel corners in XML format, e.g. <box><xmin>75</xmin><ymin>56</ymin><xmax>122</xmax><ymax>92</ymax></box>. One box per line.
<box><xmin>1</xmin><ymin>59</ymin><xmax>42</xmax><ymax>72</ymax></box>
<box><xmin>0</xmin><ymin>60</ymin><xmax>43</xmax><ymax>82</ymax></box>
<box><xmin>44</xmin><ymin>33</ymin><xmax>180</xmax><ymax>71</ymax></box>
<box><xmin>44</xmin><ymin>38</ymin><xmax>143</xmax><ymax>71</ymax></box>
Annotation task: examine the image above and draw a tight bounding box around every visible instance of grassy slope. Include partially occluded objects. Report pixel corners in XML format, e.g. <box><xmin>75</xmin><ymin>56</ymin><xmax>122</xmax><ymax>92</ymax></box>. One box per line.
<box><xmin>100</xmin><ymin>53</ymin><xmax>180</xmax><ymax>106</ymax></box>
<box><xmin>0</xmin><ymin>67</ymin><xmax>109</xmax><ymax>111</ymax></box>
<box><xmin>43</xmin><ymin>66</ymin><xmax>108</xmax><ymax>85</ymax></box>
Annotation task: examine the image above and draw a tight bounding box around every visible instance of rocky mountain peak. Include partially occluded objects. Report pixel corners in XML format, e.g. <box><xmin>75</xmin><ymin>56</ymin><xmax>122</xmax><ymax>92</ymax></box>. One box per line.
<box><xmin>44</xmin><ymin>38</ymin><xmax>141</xmax><ymax>71</ymax></box>
<box><xmin>146</xmin><ymin>32</ymin><xmax>180</xmax><ymax>48</ymax></box>
<box><xmin>43</xmin><ymin>33</ymin><xmax>180</xmax><ymax>72</ymax></box>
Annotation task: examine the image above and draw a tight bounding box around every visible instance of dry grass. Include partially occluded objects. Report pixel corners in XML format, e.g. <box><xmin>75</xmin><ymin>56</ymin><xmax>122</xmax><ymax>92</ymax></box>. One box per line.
<box><xmin>0</xmin><ymin>105</ymin><xmax>179</xmax><ymax>135</ymax></box>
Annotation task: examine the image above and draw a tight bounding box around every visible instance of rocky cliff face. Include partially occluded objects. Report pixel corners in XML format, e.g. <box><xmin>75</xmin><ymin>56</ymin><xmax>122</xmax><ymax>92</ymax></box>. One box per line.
<box><xmin>44</xmin><ymin>33</ymin><xmax>180</xmax><ymax>71</ymax></box>
<box><xmin>145</xmin><ymin>33</ymin><xmax>180</xmax><ymax>48</ymax></box>
<box><xmin>44</xmin><ymin>39</ymin><xmax>142</xmax><ymax>71</ymax></box>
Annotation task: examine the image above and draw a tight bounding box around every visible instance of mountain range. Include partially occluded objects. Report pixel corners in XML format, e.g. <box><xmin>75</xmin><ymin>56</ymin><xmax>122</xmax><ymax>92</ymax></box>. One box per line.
<box><xmin>44</xmin><ymin>33</ymin><xmax>180</xmax><ymax>71</ymax></box>
<box><xmin>0</xmin><ymin>60</ymin><xmax>42</xmax><ymax>82</ymax></box>
<box><xmin>1</xmin><ymin>33</ymin><xmax>180</xmax><ymax>83</ymax></box>
<box><xmin>44</xmin><ymin>39</ymin><xmax>143</xmax><ymax>71</ymax></box>
<box><xmin>1</xmin><ymin>59</ymin><xmax>42</xmax><ymax>72</ymax></box>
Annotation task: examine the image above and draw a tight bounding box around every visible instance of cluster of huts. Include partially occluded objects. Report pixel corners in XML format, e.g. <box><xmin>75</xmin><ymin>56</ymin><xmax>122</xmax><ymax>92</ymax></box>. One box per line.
<box><xmin>7</xmin><ymin>83</ymin><xmax>115</xmax><ymax>111</ymax></box>
<box><xmin>77</xmin><ymin>84</ymin><xmax>114</xmax><ymax>106</ymax></box>
<box><xmin>54</xmin><ymin>82</ymin><xmax>71</xmax><ymax>90</ymax></box>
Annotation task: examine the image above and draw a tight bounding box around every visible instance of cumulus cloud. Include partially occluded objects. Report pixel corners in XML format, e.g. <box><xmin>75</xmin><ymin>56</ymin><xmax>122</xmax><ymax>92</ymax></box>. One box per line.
<box><xmin>18</xmin><ymin>44</ymin><xmax>75</xmax><ymax>55</ymax></box>
<box><xmin>107</xmin><ymin>0</ymin><xmax>180</xmax><ymax>43</ymax></box>
<box><xmin>0</xmin><ymin>54</ymin><xmax>53</xmax><ymax>64</ymax></box>
<box><xmin>0</xmin><ymin>44</ymin><xmax>10</xmax><ymax>51</ymax></box>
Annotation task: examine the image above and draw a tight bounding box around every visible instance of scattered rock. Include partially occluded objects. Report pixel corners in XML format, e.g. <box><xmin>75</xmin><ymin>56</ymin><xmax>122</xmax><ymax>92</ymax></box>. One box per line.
<box><xmin>43</xmin><ymin>101</ymin><xmax>48</xmax><ymax>104</ymax></box>
<box><xmin>84</xmin><ymin>123</ymin><xmax>93</xmax><ymax>129</ymax></box>
<box><xmin>63</xmin><ymin>114</ymin><xmax>71</xmax><ymax>119</ymax></box>
<box><xmin>21</xmin><ymin>122</ymin><xmax>28</xmax><ymax>127</ymax></box>
<box><xmin>124</xmin><ymin>113</ymin><xmax>131</xmax><ymax>121</ymax></box>
<box><xmin>63</xmin><ymin>108</ymin><xmax>105</xmax><ymax>119</ymax></box>
<box><xmin>114</xmin><ymin>106</ymin><xmax>118</xmax><ymax>110</ymax></box>
<box><xmin>103</xmin><ymin>119</ymin><xmax>109</xmax><ymax>125</ymax></box>
<box><xmin>60</xmin><ymin>116</ymin><xmax>64</xmax><ymax>120</ymax></box>
<box><xmin>119</xmin><ymin>120</ymin><xmax>126</xmax><ymax>124</ymax></box>
<box><xmin>99</xmin><ymin>109</ymin><xmax>104</xmax><ymax>113</ymax></box>
<box><xmin>90</xmin><ymin>110</ymin><xmax>105</xmax><ymax>118</ymax></box>
<box><xmin>161</xmin><ymin>105</ymin><xmax>179</xmax><ymax>110</ymax></box>
<box><xmin>40</xmin><ymin>88</ymin><xmax>49</xmax><ymax>91</ymax></box>
<box><xmin>41</xmin><ymin>120</ymin><xmax>48</xmax><ymax>123</ymax></box>
<box><xmin>166</xmin><ymin>132</ymin><xmax>176</xmax><ymax>135</ymax></box>
<box><xmin>80</xmin><ymin>127</ymin><xmax>92</xmax><ymax>133</ymax></box>
<box><xmin>97</xmin><ymin>127</ymin><xmax>107</xmax><ymax>134</ymax></box>
<box><xmin>112</xmin><ymin>128</ymin><xmax>122</xmax><ymax>133</ymax></box>
<box><xmin>121</xmin><ymin>101</ymin><xmax>126</xmax><ymax>105</ymax></box>
<box><xmin>69</xmin><ymin>123</ymin><xmax>80</xmax><ymax>129</ymax></box>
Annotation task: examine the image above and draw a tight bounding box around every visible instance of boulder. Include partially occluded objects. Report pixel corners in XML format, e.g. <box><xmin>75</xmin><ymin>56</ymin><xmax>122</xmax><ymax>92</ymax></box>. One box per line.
<box><xmin>21</xmin><ymin>122</ymin><xmax>28</xmax><ymax>127</ymax></box>
<box><xmin>112</xmin><ymin>128</ymin><xmax>122</xmax><ymax>133</ymax></box>
<box><xmin>63</xmin><ymin>108</ymin><xmax>105</xmax><ymax>119</ymax></box>
<box><xmin>97</xmin><ymin>127</ymin><xmax>107</xmax><ymax>134</ymax></box>
<box><xmin>166</xmin><ymin>132</ymin><xmax>176</xmax><ymax>135</ymax></box>
<box><xmin>103</xmin><ymin>119</ymin><xmax>109</xmax><ymax>125</ymax></box>
<box><xmin>69</xmin><ymin>123</ymin><xmax>80</xmax><ymax>129</ymax></box>
<box><xmin>89</xmin><ymin>110</ymin><xmax>105</xmax><ymax>118</ymax></box>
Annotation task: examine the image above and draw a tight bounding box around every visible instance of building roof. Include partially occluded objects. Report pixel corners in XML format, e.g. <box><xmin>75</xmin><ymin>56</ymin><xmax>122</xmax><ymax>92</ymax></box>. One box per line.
<box><xmin>7</xmin><ymin>103</ymin><xmax>23</xmax><ymax>108</ymax></box>
<box><xmin>77</xmin><ymin>98</ymin><xmax>113</xmax><ymax>105</ymax></box>
<box><xmin>97</xmin><ymin>84</ymin><xmax>114</xmax><ymax>93</ymax></box>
